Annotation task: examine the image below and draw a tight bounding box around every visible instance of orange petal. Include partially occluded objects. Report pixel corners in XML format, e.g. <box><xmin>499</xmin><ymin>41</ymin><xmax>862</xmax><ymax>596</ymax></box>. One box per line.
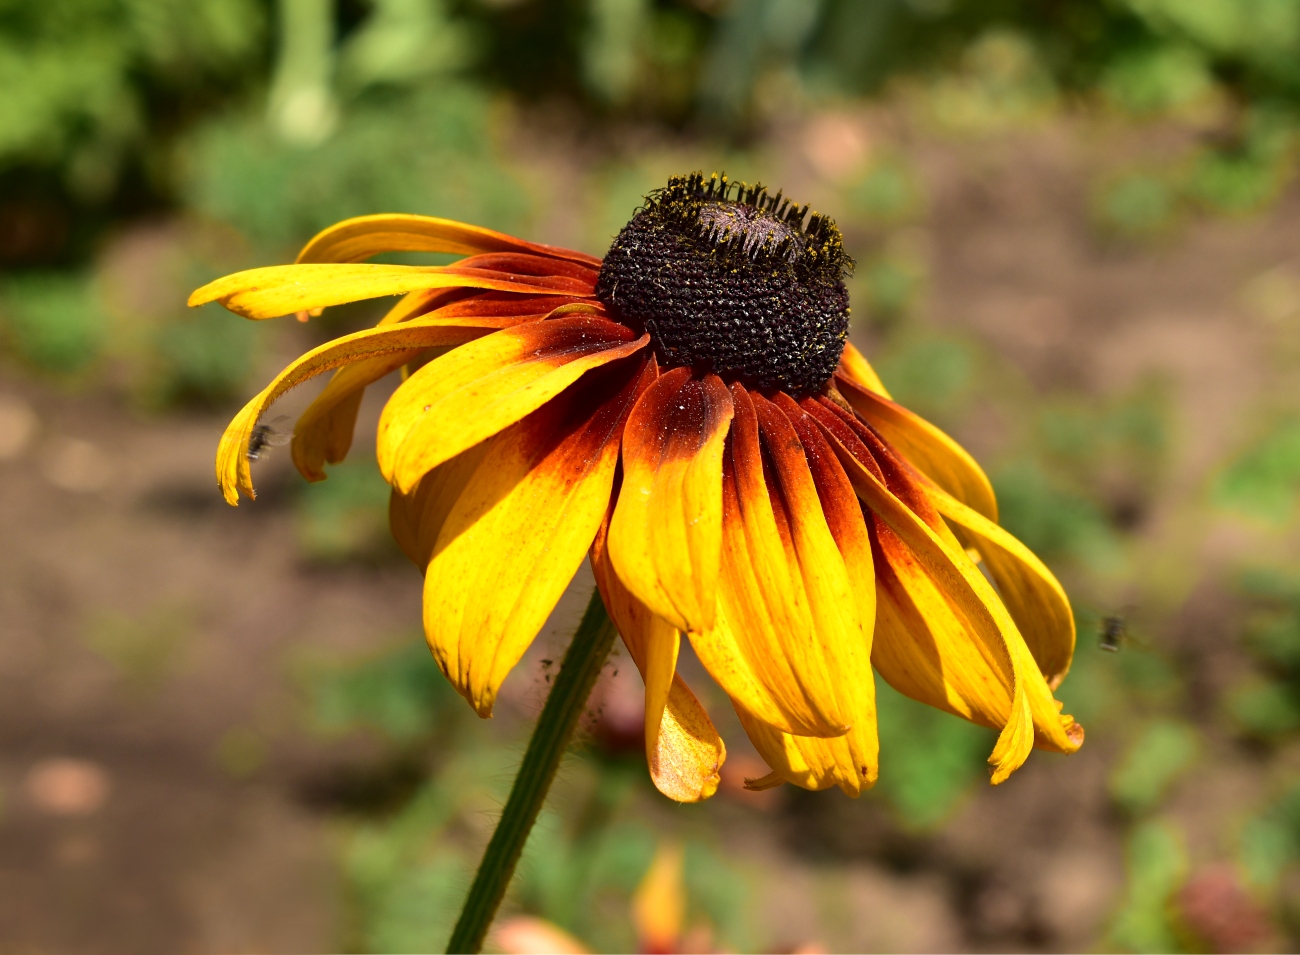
<box><xmin>216</xmin><ymin>316</ymin><xmax>509</xmax><ymax>504</ymax></box>
<box><xmin>813</xmin><ymin>409</ymin><xmax>1081</xmax><ymax>783</ymax></box>
<box><xmin>607</xmin><ymin>368</ymin><xmax>733</xmax><ymax>634</ymax></box>
<box><xmin>377</xmin><ymin>317</ymin><xmax>648</xmax><ymax>493</ymax></box>
<box><xmin>188</xmin><ymin>263</ymin><xmax>593</xmax><ymax>320</ymax></box>
<box><xmin>294</xmin><ymin>212</ymin><xmax>602</xmax><ymax>268</ymax></box>
<box><xmin>591</xmin><ymin>508</ymin><xmax>726</xmax><ymax>803</ymax></box>
<box><xmin>290</xmin><ymin>308</ymin><xmax>550</xmax><ymax>482</ymax></box>
<box><xmin>687</xmin><ymin>385</ymin><xmax>849</xmax><ymax>740</ymax></box>
<box><xmin>388</xmin><ymin>441</ymin><xmax>492</xmax><ymax>568</ymax></box>
<box><xmin>835</xmin><ymin>373</ymin><xmax>999</xmax><ymax>522</ymax></box>
<box><xmin>427</xmin><ymin>292</ymin><xmax>602</xmax><ymax>320</ymax></box>
<box><xmin>632</xmin><ymin>843</ymin><xmax>686</xmax><ymax>953</ymax></box>
<box><xmin>421</xmin><ymin>360</ymin><xmax>647</xmax><ymax>716</ymax></box>
<box><xmin>929</xmin><ymin>487</ymin><xmax>1076</xmax><ymax>689</ymax></box>
<box><xmin>728</xmin><ymin>393</ymin><xmax>879</xmax><ymax>796</ymax></box>
<box><xmin>837</xmin><ymin>341</ymin><xmax>891</xmax><ymax>397</ymax></box>
<box><xmin>452</xmin><ymin>252</ymin><xmax>600</xmax><ymax>284</ymax></box>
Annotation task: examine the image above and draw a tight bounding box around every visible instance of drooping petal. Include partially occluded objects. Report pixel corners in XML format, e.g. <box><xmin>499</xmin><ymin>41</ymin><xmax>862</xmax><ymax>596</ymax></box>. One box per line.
<box><xmin>928</xmin><ymin>487</ymin><xmax>1076</xmax><ymax>689</ymax></box>
<box><xmin>388</xmin><ymin>442</ymin><xmax>492</xmax><ymax>568</ymax></box>
<box><xmin>294</xmin><ymin>212</ymin><xmax>603</xmax><ymax>268</ymax></box>
<box><xmin>837</xmin><ymin>341</ymin><xmax>891</xmax><ymax>397</ymax></box>
<box><xmin>688</xmin><ymin>385</ymin><xmax>850</xmax><ymax>740</ymax></box>
<box><xmin>290</xmin><ymin>304</ymin><xmax>573</xmax><ymax>482</ymax></box>
<box><xmin>591</xmin><ymin>508</ymin><xmax>726</xmax><ymax>803</ymax></box>
<box><xmin>772</xmin><ymin>393</ymin><xmax>877</xmax><ymax>633</ymax></box>
<box><xmin>815</xmin><ymin>397</ymin><xmax>1080</xmax><ymax>726</ymax></box>
<box><xmin>216</xmin><ymin>316</ymin><xmax>513</xmax><ymax>504</ymax></box>
<box><xmin>421</xmin><ymin>358</ymin><xmax>649</xmax><ymax>716</ymax></box>
<box><xmin>834</xmin><ymin>374</ymin><xmax>999</xmax><ymax>522</ymax></box>
<box><xmin>607</xmin><ymin>368</ymin><xmax>733</xmax><ymax>635</ymax></box>
<box><xmin>189</xmin><ymin>263</ymin><xmax>593</xmax><ymax>320</ymax></box>
<box><xmin>809</xmin><ymin>402</ymin><xmax>1082</xmax><ymax>783</ymax></box>
<box><xmin>728</xmin><ymin>393</ymin><xmax>879</xmax><ymax>796</ymax></box>
<box><xmin>377</xmin><ymin>317</ymin><xmax>649</xmax><ymax>493</ymax></box>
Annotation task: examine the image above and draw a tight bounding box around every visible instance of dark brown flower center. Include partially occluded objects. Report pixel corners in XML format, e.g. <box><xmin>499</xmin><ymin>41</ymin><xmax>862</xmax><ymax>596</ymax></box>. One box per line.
<box><xmin>594</xmin><ymin>172</ymin><xmax>853</xmax><ymax>396</ymax></box>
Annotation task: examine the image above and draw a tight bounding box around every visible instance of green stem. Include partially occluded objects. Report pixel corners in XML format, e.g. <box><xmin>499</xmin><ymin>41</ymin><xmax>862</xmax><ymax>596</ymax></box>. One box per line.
<box><xmin>446</xmin><ymin>589</ymin><xmax>617</xmax><ymax>954</ymax></box>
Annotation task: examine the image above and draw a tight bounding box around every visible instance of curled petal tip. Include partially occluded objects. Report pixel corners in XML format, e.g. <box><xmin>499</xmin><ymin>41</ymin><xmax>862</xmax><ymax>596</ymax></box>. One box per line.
<box><xmin>743</xmin><ymin>772</ymin><xmax>785</xmax><ymax>792</ymax></box>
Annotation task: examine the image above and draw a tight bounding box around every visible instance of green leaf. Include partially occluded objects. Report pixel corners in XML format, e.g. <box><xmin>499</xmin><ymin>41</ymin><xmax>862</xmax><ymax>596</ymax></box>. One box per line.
<box><xmin>1108</xmin><ymin>720</ymin><xmax>1199</xmax><ymax>814</ymax></box>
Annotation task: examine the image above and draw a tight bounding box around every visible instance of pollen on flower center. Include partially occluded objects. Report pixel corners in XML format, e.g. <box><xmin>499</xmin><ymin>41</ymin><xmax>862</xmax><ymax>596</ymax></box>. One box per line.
<box><xmin>595</xmin><ymin>173</ymin><xmax>854</xmax><ymax>396</ymax></box>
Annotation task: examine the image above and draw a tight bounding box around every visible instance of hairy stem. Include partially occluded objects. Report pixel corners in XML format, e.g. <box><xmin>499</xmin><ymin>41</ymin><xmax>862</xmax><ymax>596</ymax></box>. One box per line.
<box><xmin>445</xmin><ymin>589</ymin><xmax>617</xmax><ymax>954</ymax></box>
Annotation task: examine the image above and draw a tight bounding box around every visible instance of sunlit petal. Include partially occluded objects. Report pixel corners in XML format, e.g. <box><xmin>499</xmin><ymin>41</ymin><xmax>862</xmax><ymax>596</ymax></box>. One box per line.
<box><xmin>216</xmin><ymin>316</ymin><xmax>511</xmax><ymax>504</ymax></box>
<box><xmin>377</xmin><ymin>317</ymin><xmax>648</xmax><ymax>493</ymax></box>
<box><xmin>189</xmin><ymin>262</ymin><xmax>594</xmax><ymax>320</ymax></box>
<box><xmin>421</xmin><ymin>359</ymin><xmax>647</xmax><ymax>715</ymax></box>
<box><xmin>836</xmin><ymin>373</ymin><xmax>999</xmax><ymax>522</ymax></box>
<box><xmin>837</xmin><ymin>341</ymin><xmax>891</xmax><ymax>397</ymax></box>
<box><xmin>591</xmin><ymin>510</ymin><xmax>726</xmax><ymax>803</ymax></box>
<box><xmin>809</xmin><ymin>401</ymin><xmax>1081</xmax><ymax>783</ymax></box>
<box><xmin>608</xmin><ymin>368</ymin><xmax>733</xmax><ymax>634</ymax></box>
<box><xmin>688</xmin><ymin>385</ymin><xmax>851</xmax><ymax>739</ymax></box>
<box><xmin>929</xmin><ymin>487</ymin><xmax>1076</xmax><ymax>689</ymax></box>
<box><xmin>295</xmin><ymin>212</ymin><xmax>603</xmax><ymax>268</ymax></box>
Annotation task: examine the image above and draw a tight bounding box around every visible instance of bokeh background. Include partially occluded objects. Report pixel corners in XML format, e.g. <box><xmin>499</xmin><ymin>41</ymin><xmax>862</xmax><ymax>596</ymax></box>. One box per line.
<box><xmin>4</xmin><ymin>1</ymin><xmax>1300</xmax><ymax>951</ymax></box>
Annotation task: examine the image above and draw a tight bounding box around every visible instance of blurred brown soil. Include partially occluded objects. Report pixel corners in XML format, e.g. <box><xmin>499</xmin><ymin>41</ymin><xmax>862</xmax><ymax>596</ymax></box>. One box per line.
<box><xmin>2</xmin><ymin>113</ymin><xmax>1299</xmax><ymax>953</ymax></box>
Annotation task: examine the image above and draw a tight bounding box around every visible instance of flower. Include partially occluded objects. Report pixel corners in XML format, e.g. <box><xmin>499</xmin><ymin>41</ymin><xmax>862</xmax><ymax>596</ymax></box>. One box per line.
<box><xmin>193</xmin><ymin>172</ymin><xmax>1083</xmax><ymax>804</ymax></box>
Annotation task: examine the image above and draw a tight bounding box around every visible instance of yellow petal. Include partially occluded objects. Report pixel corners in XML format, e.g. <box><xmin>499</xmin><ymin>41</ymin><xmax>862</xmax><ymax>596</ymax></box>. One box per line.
<box><xmin>591</xmin><ymin>510</ymin><xmax>725</xmax><ymax>803</ymax></box>
<box><xmin>421</xmin><ymin>360</ymin><xmax>646</xmax><ymax>716</ymax></box>
<box><xmin>607</xmin><ymin>368</ymin><xmax>733</xmax><ymax>634</ymax></box>
<box><xmin>189</xmin><ymin>263</ymin><xmax>592</xmax><ymax>320</ymax></box>
<box><xmin>838</xmin><ymin>341</ymin><xmax>891</xmax><ymax>397</ymax></box>
<box><xmin>929</xmin><ymin>487</ymin><xmax>1076</xmax><ymax>689</ymax></box>
<box><xmin>294</xmin><ymin>212</ymin><xmax>603</xmax><ymax>268</ymax></box>
<box><xmin>216</xmin><ymin>317</ymin><xmax>506</xmax><ymax>504</ymax></box>
<box><xmin>688</xmin><ymin>386</ymin><xmax>850</xmax><ymax>740</ymax></box>
<box><xmin>388</xmin><ymin>442</ymin><xmax>491</xmax><ymax>568</ymax></box>
<box><xmin>736</xmin><ymin>703</ymin><xmax>877</xmax><ymax>796</ymax></box>
<box><xmin>815</xmin><ymin>409</ymin><xmax>1081</xmax><ymax>783</ymax></box>
<box><xmin>730</xmin><ymin>393</ymin><xmax>879</xmax><ymax>796</ymax></box>
<box><xmin>290</xmin><ymin>310</ymin><xmax>544</xmax><ymax>482</ymax></box>
<box><xmin>836</xmin><ymin>373</ymin><xmax>999</xmax><ymax>522</ymax></box>
<box><xmin>377</xmin><ymin>317</ymin><xmax>648</xmax><ymax>494</ymax></box>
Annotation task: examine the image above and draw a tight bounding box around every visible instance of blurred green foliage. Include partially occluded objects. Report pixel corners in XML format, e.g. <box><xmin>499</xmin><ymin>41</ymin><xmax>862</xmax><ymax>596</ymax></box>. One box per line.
<box><xmin>1108</xmin><ymin>719</ymin><xmax>1199</xmax><ymax>815</ymax></box>
<box><xmin>1215</xmin><ymin>419</ymin><xmax>1300</xmax><ymax>526</ymax></box>
<box><xmin>1108</xmin><ymin>819</ymin><xmax>1188</xmax><ymax>953</ymax></box>
<box><xmin>873</xmin><ymin>679</ymin><xmax>991</xmax><ymax>830</ymax></box>
<box><xmin>0</xmin><ymin>272</ymin><xmax>106</xmax><ymax>374</ymax></box>
<box><xmin>301</xmin><ymin>638</ymin><xmax>751</xmax><ymax>953</ymax></box>
<box><xmin>1239</xmin><ymin>781</ymin><xmax>1300</xmax><ymax>890</ymax></box>
<box><xmin>154</xmin><ymin>305</ymin><xmax>261</xmax><ymax>404</ymax></box>
<box><xmin>0</xmin><ymin>0</ymin><xmax>265</xmax><ymax>201</ymax></box>
<box><xmin>184</xmin><ymin>87</ymin><xmax>529</xmax><ymax>251</ymax></box>
<box><xmin>994</xmin><ymin>459</ymin><xmax>1123</xmax><ymax>571</ymax></box>
<box><xmin>294</xmin><ymin>455</ymin><xmax>394</xmax><ymax>563</ymax></box>
<box><xmin>1226</xmin><ymin>568</ymin><xmax>1300</xmax><ymax>739</ymax></box>
<box><xmin>873</xmin><ymin>335</ymin><xmax>973</xmax><ymax>421</ymax></box>
<box><xmin>7</xmin><ymin>0</ymin><xmax>1300</xmax><ymax>264</ymax></box>
<box><xmin>307</xmin><ymin>637</ymin><xmax>456</xmax><ymax>743</ymax></box>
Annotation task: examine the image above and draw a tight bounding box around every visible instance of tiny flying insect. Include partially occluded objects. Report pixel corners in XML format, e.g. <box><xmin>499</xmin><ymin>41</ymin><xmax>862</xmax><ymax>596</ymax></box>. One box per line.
<box><xmin>1098</xmin><ymin>615</ymin><xmax>1126</xmax><ymax>652</ymax></box>
<box><xmin>247</xmin><ymin>415</ymin><xmax>292</xmax><ymax>462</ymax></box>
<box><xmin>1098</xmin><ymin>608</ymin><xmax>1144</xmax><ymax>653</ymax></box>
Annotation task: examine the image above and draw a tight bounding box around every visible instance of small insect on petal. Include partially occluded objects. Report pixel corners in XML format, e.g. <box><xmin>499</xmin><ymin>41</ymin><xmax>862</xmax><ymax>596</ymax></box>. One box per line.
<box><xmin>247</xmin><ymin>415</ymin><xmax>292</xmax><ymax>461</ymax></box>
